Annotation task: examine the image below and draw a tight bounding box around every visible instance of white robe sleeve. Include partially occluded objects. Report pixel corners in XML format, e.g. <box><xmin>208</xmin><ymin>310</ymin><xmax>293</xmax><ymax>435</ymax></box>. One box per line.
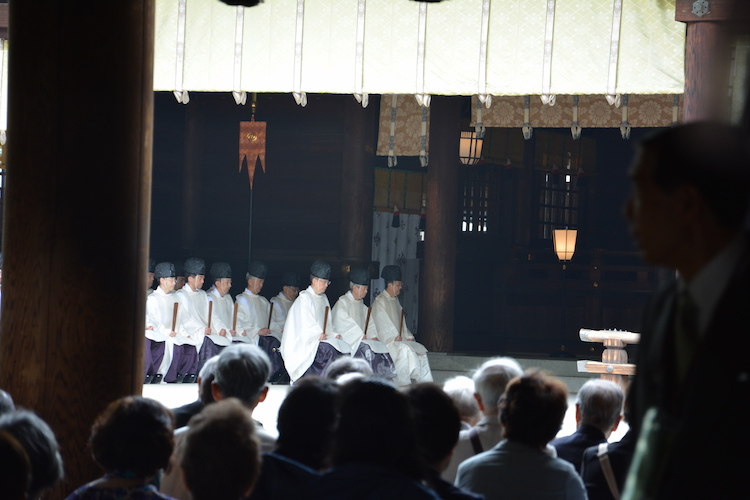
<box><xmin>235</xmin><ymin>293</ymin><xmax>262</xmax><ymax>341</ymax></box>
<box><xmin>331</xmin><ymin>293</ymin><xmax>365</xmax><ymax>353</ymax></box>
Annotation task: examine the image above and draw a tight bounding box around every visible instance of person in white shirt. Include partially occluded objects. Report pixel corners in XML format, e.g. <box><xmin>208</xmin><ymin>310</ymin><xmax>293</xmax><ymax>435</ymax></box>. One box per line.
<box><xmin>269</xmin><ymin>271</ymin><xmax>301</xmax><ymax>337</ymax></box>
<box><xmin>175</xmin><ymin>258</ymin><xmax>231</xmax><ymax>374</ymax></box>
<box><xmin>279</xmin><ymin>260</ymin><xmax>351</xmax><ymax>382</ymax></box>
<box><xmin>206</xmin><ymin>262</ymin><xmax>243</xmax><ymax>343</ymax></box>
<box><xmin>235</xmin><ymin>261</ymin><xmax>287</xmax><ymax>383</ymax></box>
<box><xmin>145</xmin><ymin>262</ymin><xmax>199</xmax><ymax>383</ymax></box>
<box><xmin>332</xmin><ymin>267</ymin><xmax>396</xmax><ymax>380</ymax></box>
<box><xmin>371</xmin><ymin>265</ymin><xmax>432</xmax><ymax>387</ymax></box>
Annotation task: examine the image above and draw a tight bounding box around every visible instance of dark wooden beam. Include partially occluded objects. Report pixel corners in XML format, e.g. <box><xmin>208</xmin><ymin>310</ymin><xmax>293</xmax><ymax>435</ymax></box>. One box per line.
<box><xmin>0</xmin><ymin>1</ymin><xmax>154</xmax><ymax>497</ymax></box>
<box><xmin>675</xmin><ymin>0</ymin><xmax>750</xmax><ymax>23</ymax></box>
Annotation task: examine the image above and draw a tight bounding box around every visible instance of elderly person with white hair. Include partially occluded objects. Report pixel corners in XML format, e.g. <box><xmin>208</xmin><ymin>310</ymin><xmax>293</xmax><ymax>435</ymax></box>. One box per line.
<box><xmin>442</xmin><ymin>356</ymin><xmax>523</xmax><ymax>483</ymax></box>
<box><xmin>550</xmin><ymin>378</ymin><xmax>624</xmax><ymax>473</ymax></box>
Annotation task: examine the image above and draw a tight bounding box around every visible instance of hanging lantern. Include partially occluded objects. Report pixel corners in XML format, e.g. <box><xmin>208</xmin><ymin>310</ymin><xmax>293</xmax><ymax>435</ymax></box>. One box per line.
<box><xmin>459</xmin><ymin>131</ymin><xmax>483</xmax><ymax>165</ymax></box>
<box><xmin>553</xmin><ymin>229</ymin><xmax>578</xmax><ymax>261</ymax></box>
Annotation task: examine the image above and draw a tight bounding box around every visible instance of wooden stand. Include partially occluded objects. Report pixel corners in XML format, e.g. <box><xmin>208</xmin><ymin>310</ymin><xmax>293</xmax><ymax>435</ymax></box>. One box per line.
<box><xmin>578</xmin><ymin>329</ymin><xmax>640</xmax><ymax>392</ymax></box>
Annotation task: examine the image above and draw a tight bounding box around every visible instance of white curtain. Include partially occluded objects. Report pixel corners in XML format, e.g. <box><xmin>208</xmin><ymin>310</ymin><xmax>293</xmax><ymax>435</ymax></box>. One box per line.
<box><xmin>371</xmin><ymin>211</ymin><xmax>421</xmax><ymax>335</ymax></box>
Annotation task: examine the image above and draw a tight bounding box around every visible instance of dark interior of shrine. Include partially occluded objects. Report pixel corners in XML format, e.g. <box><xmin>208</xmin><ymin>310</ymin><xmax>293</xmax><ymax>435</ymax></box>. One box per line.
<box><xmin>150</xmin><ymin>91</ymin><xmax>668</xmax><ymax>360</ymax></box>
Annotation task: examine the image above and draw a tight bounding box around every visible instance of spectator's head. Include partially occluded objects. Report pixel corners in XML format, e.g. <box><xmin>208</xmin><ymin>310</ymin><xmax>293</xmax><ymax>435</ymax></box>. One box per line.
<box><xmin>499</xmin><ymin>370</ymin><xmax>568</xmax><ymax>449</ymax></box>
<box><xmin>576</xmin><ymin>379</ymin><xmax>624</xmax><ymax>438</ymax></box>
<box><xmin>406</xmin><ymin>383</ymin><xmax>462</xmax><ymax>473</ymax></box>
<box><xmin>0</xmin><ymin>389</ymin><xmax>15</xmax><ymax>415</ymax></box>
<box><xmin>626</xmin><ymin>122</ymin><xmax>750</xmax><ymax>275</ymax></box>
<box><xmin>198</xmin><ymin>355</ymin><xmax>220</xmax><ymax>406</ymax></box>
<box><xmin>275</xmin><ymin>376</ymin><xmax>339</xmax><ymax>470</ymax></box>
<box><xmin>442</xmin><ymin>376</ymin><xmax>480</xmax><ymax>427</ymax></box>
<box><xmin>212</xmin><ymin>344</ymin><xmax>271</xmax><ymax>410</ymax></box>
<box><xmin>331</xmin><ymin>378</ymin><xmax>423</xmax><ymax>479</ymax></box>
<box><xmin>0</xmin><ymin>430</ymin><xmax>31</xmax><ymax>500</ymax></box>
<box><xmin>180</xmin><ymin>398</ymin><xmax>261</xmax><ymax>500</ymax></box>
<box><xmin>89</xmin><ymin>396</ymin><xmax>174</xmax><ymax>479</ymax></box>
<box><xmin>472</xmin><ymin>357</ymin><xmax>523</xmax><ymax>415</ymax></box>
<box><xmin>0</xmin><ymin>410</ymin><xmax>64</xmax><ymax>499</ymax></box>
<box><xmin>324</xmin><ymin>356</ymin><xmax>373</xmax><ymax>381</ymax></box>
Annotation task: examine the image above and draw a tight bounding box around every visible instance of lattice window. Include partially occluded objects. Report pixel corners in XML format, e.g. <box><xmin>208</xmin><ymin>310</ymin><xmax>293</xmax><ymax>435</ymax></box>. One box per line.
<box><xmin>538</xmin><ymin>169</ymin><xmax>579</xmax><ymax>240</ymax></box>
<box><xmin>461</xmin><ymin>167</ymin><xmax>499</xmax><ymax>233</ymax></box>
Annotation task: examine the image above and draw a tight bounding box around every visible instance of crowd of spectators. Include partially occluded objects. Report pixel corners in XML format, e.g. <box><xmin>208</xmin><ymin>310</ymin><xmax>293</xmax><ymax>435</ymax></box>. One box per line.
<box><xmin>0</xmin><ymin>343</ymin><xmax>633</xmax><ymax>500</ymax></box>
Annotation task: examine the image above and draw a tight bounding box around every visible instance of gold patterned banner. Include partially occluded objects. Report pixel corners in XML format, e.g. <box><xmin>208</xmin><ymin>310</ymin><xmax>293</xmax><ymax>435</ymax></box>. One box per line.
<box><xmin>472</xmin><ymin>94</ymin><xmax>682</xmax><ymax>129</ymax></box>
<box><xmin>239</xmin><ymin>119</ymin><xmax>266</xmax><ymax>189</ymax></box>
<box><xmin>377</xmin><ymin>93</ymin><xmax>682</xmax><ymax>157</ymax></box>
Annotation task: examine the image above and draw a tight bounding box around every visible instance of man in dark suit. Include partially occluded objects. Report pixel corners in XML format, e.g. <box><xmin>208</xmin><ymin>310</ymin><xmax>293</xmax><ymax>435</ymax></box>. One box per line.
<box><xmin>580</xmin><ymin>395</ymin><xmax>636</xmax><ymax>500</ymax></box>
<box><xmin>622</xmin><ymin>122</ymin><xmax>750</xmax><ymax>499</ymax></box>
<box><xmin>550</xmin><ymin>379</ymin><xmax>623</xmax><ymax>474</ymax></box>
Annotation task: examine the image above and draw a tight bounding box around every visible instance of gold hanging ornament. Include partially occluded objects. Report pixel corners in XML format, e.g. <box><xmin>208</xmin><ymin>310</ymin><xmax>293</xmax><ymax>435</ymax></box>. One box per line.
<box><xmin>239</xmin><ymin>116</ymin><xmax>266</xmax><ymax>189</ymax></box>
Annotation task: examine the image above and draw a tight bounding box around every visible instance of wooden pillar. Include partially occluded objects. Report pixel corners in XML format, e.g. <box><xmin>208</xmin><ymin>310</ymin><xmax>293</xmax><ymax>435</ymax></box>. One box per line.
<box><xmin>676</xmin><ymin>0</ymin><xmax>750</xmax><ymax>122</ymax></box>
<box><xmin>0</xmin><ymin>2</ymin><xmax>154</xmax><ymax>497</ymax></box>
<box><xmin>421</xmin><ymin>97</ymin><xmax>461</xmax><ymax>352</ymax></box>
<box><xmin>339</xmin><ymin>97</ymin><xmax>377</xmax><ymax>264</ymax></box>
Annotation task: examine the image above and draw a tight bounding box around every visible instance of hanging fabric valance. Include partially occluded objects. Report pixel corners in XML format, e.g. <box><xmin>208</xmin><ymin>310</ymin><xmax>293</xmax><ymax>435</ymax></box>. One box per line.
<box><xmin>153</xmin><ymin>0</ymin><xmax>685</xmax><ymax>104</ymax></box>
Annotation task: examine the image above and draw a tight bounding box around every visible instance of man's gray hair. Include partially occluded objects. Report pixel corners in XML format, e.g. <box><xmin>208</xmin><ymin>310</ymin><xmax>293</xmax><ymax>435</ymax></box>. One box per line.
<box><xmin>198</xmin><ymin>356</ymin><xmax>220</xmax><ymax>405</ymax></box>
<box><xmin>213</xmin><ymin>344</ymin><xmax>271</xmax><ymax>406</ymax></box>
<box><xmin>576</xmin><ymin>379</ymin><xmax>624</xmax><ymax>433</ymax></box>
<box><xmin>472</xmin><ymin>357</ymin><xmax>523</xmax><ymax>413</ymax></box>
<box><xmin>443</xmin><ymin>376</ymin><xmax>480</xmax><ymax>423</ymax></box>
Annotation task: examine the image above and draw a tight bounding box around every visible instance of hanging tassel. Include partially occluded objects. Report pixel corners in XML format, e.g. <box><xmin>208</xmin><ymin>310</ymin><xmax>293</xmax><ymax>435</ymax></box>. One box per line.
<box><xmin>505</xmin><ymin>158</ymin><xmax>513</xmax><ymax>170</ymax></box>
<box><xmin>419</xmin><ymin>207</ymin><xmax>426</xmax><ymax>231</ymax></box>
<box><xmin>392</xmin><ymin>205</ymin><xmax>401</xmax><ymax>228</ymax></box>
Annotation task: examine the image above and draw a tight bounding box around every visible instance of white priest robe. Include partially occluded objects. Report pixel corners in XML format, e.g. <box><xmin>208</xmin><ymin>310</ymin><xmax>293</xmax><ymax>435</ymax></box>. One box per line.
<box><xmin>332</xmin><ymin>291</ymin><xmax>391</xmax><ymax>355</ymax></box>
<box><xmin>235</xmin><ymin>288</ymin><xmax>272</xmax><ymax>344</ymax></box>
<box><xmin>207</xmin><ymin>285</ymin><xmax>248</xmax><ymax>342</ymax></box>
<box><xmin>146</xmin><ymin>287</ymin><xmax>200</xmax><ymax>376</ymax></box>
<box><xmin>175</xmin><ymin>287</ymin><xmax>231</xmax><ymax>352</ymax></box>
<box><xmin>280</xmin><ymin>286</ymin><xmax>352</xmax><ymax>381</ymax></box>
<box><xmin>371</xmin><ymin>290</ymin><xmax>433</xmax><ymax>386</ymax></box>
<box><xmin>269</xmin><ymin>292</ymin><xmax>294</xmax><ymax>340</ymax></box>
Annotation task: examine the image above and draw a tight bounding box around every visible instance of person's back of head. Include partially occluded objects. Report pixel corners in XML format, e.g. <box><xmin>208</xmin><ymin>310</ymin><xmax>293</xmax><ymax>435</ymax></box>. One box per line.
<box><xmin>0</xmin><ymin>389</ymin><xmax>15</xmax><ymax>415</ymax></box>
<box><xmin>576</xmin><ymin>379</ymin><xmax>624</xmax><ymax>435</ymax></box>
<box><xmin>180</xmin><ymin>398</ymin><xmax>261</xmax><ymax>500</ymax></box>
<box><xmin>331</xmin><ymin>378</ymin><xmax>422</xmax><ymax>479</ymax></box>
<box><xmin>198</xmin><ymin>356</ymin><xmax>220</xmax><ymax>405</ymax></box>
<box><xmin>275</xmin><ymin>376</ymin><xmax>339</xmax><ymax>470</ymax></box>
<box><xmin>89</xmin><ymin>396</ymin><xmax>174</xmax><ymax>480</ymax></box>
<box><xmin>499</xmin><ymin>370</ymin><xmax>568</xmax><ymax>449</ymax></box>
<box><xmin>640</xmin><ymin>122</ymin><xmax>750</xmax><ymax>228</ymax></box>
<box><xmin>213</xmin><ymin>344</ymin><xmax>271</xmax><ymax>407</ymax></box>
<box><xmin>324</xmin><ymin>356</ymin><xmax>373</xmax><ymax>381</ymax></box>
<box><xmin>0</xmin><ymin>410</ymin><xmax>64</xmax><ymax>500</ymax></box>
<box><xmin>442</xmin><ymin>376</ymin><xmax>480</xmax><ymax>427</ymax></box>
<box><xmin>406</xmin><ymin>383</ymin><xmax>461</xmax><ymax>471</ymax></box>
<box><xmin>473</xmin><ymin>357</ymin><xmax>523</xmax><ymax>415</ymax></box>
<box><xmin>0</xmin><ymin>430</ymin><xmax>31</xmax><ymax>500</ymax></box>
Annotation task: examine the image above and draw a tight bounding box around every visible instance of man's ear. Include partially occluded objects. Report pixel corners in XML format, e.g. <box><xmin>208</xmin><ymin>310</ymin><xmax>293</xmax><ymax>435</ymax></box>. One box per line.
<box><xmin>611</xmin><ymin>415</ymin><xmax>622</xmax><ymax>433</ymax></box>
<box><xmin>473</xmin><ymin>392</ymin><xmax>485</xmax><ymax>413</ymax></box>
<box><xmin>257</xmin><ymin>385</ymin><xmax>269</xmax><ymax>403</ymax></box>
<box><xmin>575</xmin><ymin>403</ymin><xmax>581</xmax><ymax>424</ymax></box>
<box><xmin>211</xmin><ymin>381</ymin><xmax>223</xmax><ymax>401</ymax></box>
